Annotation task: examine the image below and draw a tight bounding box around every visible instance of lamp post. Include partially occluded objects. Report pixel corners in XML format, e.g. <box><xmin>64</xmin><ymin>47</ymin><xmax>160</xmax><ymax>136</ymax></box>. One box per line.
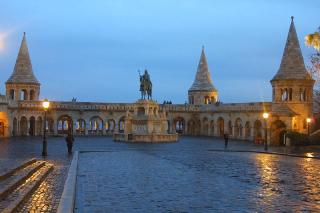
<box><xmin>307</xmin><ymin>118</ymin><xmax>311</xmax><ymax>135</ymax></box>
<box><xmin>263</xmin><ymin>112</ymin><xmax>269</xmax><ymax>151</ymax></box>
<box><xmin>42</xmin><ymin>99</ymin><xmax>50</xmax><ymax>157</ymax></box>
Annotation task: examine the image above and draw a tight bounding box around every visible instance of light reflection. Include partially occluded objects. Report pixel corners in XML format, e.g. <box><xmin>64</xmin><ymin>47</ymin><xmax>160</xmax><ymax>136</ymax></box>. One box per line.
<box><xmin>253</xmin><ymin>154</ymin><xmax>281</xmax><ymax>203</ymax></box>
<box><xmin>306</xmin><ymin>152</ymin><xmax>314</xmax><ymax>158</ymax></box>
<box><xmin>298</xmin><ymin>157</ymin><xmax>320</xmax><ymax>210</ymax></box>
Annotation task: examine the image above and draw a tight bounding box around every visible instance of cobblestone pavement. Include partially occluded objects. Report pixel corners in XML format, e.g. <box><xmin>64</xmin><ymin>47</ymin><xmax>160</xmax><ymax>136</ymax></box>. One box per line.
<box><xmin>1</xmin><ymin>136</ymin><xmax>320</xmax><ymax>212</ymax></box>
<box><xmin>75</xmin><ymin>150</ymin><xmax>320</xmax><ymax>212</ymax></box>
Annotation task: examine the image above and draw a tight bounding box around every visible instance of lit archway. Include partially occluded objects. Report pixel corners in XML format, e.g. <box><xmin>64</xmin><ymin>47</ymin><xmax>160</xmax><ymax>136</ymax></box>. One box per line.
<box><xmin>89</xmin><ymin>116</ymin><xmax>103</xmax><ymax>135</ymax></box>
<box><xmin>174</xmin><ymin>117</ymin><xmax>185</xmax><ymax>134</ymax></box>
<box><xmin>20</xmin><ymin>116</ymin><xmax>28</xmax><ymax>136</ymax></box>
<box><xmin>254</xmin><ymin>120</ymin><xmax>263</xmax><ymax>143</ymax></box>
<box><xmin>29</xmin><ymin>116</ymin><xmax>36</xmax><ymax>136</ymax></box>
<box><xmin>271</xmin><ymin>120</ymin><xmax>286</xmax><ymax>146</ymax></box>
<box><xmin>217</xmin><ymin>117</ymin><xmax>224</xmax><ymax>137</ymax></box>
<box><xmin>57</xmin><ymin>115</ymin><xmax>73</xmax><ymax>134</ymax></box>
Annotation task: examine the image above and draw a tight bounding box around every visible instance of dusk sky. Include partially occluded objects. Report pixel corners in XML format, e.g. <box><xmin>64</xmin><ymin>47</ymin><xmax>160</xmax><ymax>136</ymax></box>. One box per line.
<box><xmin>0</xmin><ymin>0</ymin><xmax>319</xmax><ymax>103</ymax></box>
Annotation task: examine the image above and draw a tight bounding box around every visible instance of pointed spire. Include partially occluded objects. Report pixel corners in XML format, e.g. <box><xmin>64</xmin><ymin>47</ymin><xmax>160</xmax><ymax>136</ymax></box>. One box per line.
<box><xmin>272</xmin><ymin>17</ymin><xmax>312</xmax><ymax>81</ymax></box>
<box><xmin>6</xmin><ymin>32</ymin><xmax>40</xmax><ymax>85</ymax></box>
<box><xmin>189</xmin><ymin>47</ymin><xmax>217</xmax><ymax>92</ymax></box>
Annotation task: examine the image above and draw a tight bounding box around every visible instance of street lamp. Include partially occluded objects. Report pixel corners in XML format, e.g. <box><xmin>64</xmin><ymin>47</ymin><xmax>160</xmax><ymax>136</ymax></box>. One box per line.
<box><xmin>263</xmin><ymin>112</ymin><xmax>269</xmax><ymax>151</ymax></box>
<box><xmin>42</xmin><ymin>99</ymin><xmax>50</xmax><ymax>157</ymax></box>
<box><xmin>307</xmin><ymin>118</ymin><xmax>311</xmax><ymax>135</ymax></box>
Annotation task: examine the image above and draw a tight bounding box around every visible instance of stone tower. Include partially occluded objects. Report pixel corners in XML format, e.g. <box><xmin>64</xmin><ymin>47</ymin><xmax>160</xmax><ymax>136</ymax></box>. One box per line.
<box><xmin>188</xmin><ymin>47</ymin><xmax>218</xmax><ymax>105</ymax></box>
<box><xmin>270</xmin><ymin>17</ymin><xmax>315</xmax><ymax>133</ymax></box>
<box><xmin>6</xmin><ymin>32</ymin><xmax>40</xmax><ymax>101</ymax></box>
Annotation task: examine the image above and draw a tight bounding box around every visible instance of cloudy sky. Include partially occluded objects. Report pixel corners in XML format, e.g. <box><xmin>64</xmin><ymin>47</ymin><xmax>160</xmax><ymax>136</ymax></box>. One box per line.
<box><xmin>0</xmin><ymin>0</ymin><xmax>319</xmax><ymax>103</ymax></box>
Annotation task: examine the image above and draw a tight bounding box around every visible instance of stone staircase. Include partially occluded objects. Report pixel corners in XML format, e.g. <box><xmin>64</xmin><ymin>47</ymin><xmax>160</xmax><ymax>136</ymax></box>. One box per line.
<box><xmin>0</xmin><ymin>158</ymin><xmax>54</xmax><ymax>213</ymax></box>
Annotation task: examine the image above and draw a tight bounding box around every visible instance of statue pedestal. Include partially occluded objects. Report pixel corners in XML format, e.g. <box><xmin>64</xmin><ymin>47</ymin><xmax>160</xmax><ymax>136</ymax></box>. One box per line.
<box><xmin>113</xmin><ymin>99</ymin><xmax>178</xmax><ymax>143</ymax></box>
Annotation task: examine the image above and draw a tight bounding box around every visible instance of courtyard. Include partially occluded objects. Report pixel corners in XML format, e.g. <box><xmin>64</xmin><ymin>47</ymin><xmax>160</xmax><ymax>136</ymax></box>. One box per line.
<box><xmin>1</xmin><ymin>136</ymin><xmax>320</xmax><ymax>212</ymax></box>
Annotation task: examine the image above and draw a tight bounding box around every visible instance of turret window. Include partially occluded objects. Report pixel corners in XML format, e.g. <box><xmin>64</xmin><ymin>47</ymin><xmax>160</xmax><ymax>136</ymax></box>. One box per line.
<box><xmin>288</xmin><ymin>88</ymin><xmax>292</xmax><ymax>101</ymax></box>
<box><xmin>281</xmin><ymin>89</ymin><xmax>288</xmax><ymax>101</ymax></box>
<box><xmin>210</xmin><ymin>96</ymin><xmax>216</xmax><ymax>104</ymax></box>
<box><xmin>20</xmin><ymin>89</ymin><xmax>28</xmax><ymax>101</ymax></box>
<box><xmin>300</xmin><ymin>88</ymin><xmax>307</xmax><ymax>101</ymax></box>
<box><xmin>189</xmin><ymin>96</ymin><xmax>194</xmax><ymax>104</ymax></box>
<box><xmin>204</xmin><ymin>96</ymin><xmax>210</xmax><ymax>104</ymax></box>
<box><xmin>29</xmin><ymin>90</ymin><xmax>36</xmax><ymax>101</ymax></box>
<box><xmin>9</xmin><ymin>89</ymin><xmax>15</xmax><ymax>100</ymax></box>
<box><xmin>281</xmin><ymin>88</ymin><xmax>292</xmax><ymax>101</ymax></box>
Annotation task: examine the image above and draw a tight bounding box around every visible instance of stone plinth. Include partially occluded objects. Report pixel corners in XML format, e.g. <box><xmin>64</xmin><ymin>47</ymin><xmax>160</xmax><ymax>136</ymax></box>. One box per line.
<box><xmin>113</xmin><ymin>99</ymin><xmax>178</xmax><ymax>143</ymax></box>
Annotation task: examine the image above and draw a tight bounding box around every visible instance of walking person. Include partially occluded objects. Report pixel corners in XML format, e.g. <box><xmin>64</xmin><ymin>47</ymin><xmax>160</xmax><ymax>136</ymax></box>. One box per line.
<box><xmin>224</xmin><ymin>133</ymin><xmax>229</xmax><ymax>149</ymax></box>
<box><xmin>65</xmin><ymin>131</ymin><xmax>74</xmax><ymax>155</ymax></box>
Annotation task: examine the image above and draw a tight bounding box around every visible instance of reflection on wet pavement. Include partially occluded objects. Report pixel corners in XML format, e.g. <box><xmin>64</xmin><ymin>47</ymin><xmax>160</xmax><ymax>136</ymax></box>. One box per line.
<box><xmin>76</xmin><ymin>150</ymin><xmax>320</xmax><ymax>212</ymax></box>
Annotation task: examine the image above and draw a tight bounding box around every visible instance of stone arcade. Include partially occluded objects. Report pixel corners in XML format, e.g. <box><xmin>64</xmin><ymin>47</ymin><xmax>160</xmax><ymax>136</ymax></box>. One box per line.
<box><xmin>0</xmin><ymin>18</ymin><xmax>315</xmax><ymax>146</ymax></box>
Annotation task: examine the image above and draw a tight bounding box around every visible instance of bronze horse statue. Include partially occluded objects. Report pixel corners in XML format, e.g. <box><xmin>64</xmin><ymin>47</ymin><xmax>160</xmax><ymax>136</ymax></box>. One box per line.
<box><xmin>139</xmin><ymin>70</ymin><xmax>152</xmax><ymax>100</ymax></box>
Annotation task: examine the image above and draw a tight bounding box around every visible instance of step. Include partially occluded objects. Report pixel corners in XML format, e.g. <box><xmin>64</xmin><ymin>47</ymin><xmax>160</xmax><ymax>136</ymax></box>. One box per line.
<box><xmin>0</xmin><ymin>161</ymin><xmax>45</xmax><ymax>200</ymax></box>
<box><xmin>0</xmin><ymin>158</ymin><xmax>37</xmax><ymax>181</ymax></box>
<box><xmin>0</xmin><ymin>164</ymin><xmax>54</xmax><ymax>213</ymax></box>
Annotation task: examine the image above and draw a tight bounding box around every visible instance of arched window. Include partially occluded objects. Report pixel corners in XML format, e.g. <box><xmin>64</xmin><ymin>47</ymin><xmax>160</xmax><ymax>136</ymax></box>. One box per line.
<box><xmin>210</xmin><ymin>96</ymin><xmax>215</xmax><ymax>104</ymax></box>
<box><xmin>300</xmin><ymin>88</ymin><xmax>307</xmax><ymax>101</ymax></box>
<box><xmin>9</xmin><ymin>89</ymin><xmax>15</xmax><ymax>100</ymax></box>
<box><xmin>204</xmin><ymin>96</ymin><xmax>210</xmax><ymax>104</ymax></box>
<box><xmin>281</xmin><ymin>88</ymin><xmax>288</xmax><ymax>101</ymax></box>
<box><xmin>20</xmin><ymin>89</ymin><xmax>28</xmax><ymax>101</ymax></box>
<box><xmin>288</xmin><ymin>88</ymin><xmax>292</xmax><ymax>101</ymax></box>
<box><xmin>189</xmin><ymin>96</ymin><xmax>194</xmax><ymax>104</ymax></box>
<box><xmin>30</xmin><ymin>90</ymin><xmax>35</xmax><ymax>101</ymax></box>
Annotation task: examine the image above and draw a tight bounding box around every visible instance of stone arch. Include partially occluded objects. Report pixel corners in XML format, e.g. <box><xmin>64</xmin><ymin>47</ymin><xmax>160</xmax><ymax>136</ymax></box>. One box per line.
<box><xmin>29</xmin><ymin>116</ymin><xmax>36</xmax><ymax>136</ymax></box>
<box><xmin>234</xmin><ymin>118</ymin><xmax>243</xmax><ymax>139</ymax></box>
<box><xmin>30</xmin><ymin>90</ymin><xmax>35</xmax><ymax>101</ymax></box>
<box><xmin>12</xmin><ymin>117</ymin><xmax>17</xmax><ymax>136</ymax></box>
<box><xmin>76</xmin><ymin>119</ymin><xmax>86</xmax><ymax>135</ymax></box>
<box><xmin>188</xmin><ymin>119</ymin><xmax>201</xmax><ymax>136</ymax></box>
<box><xmin>254</xmin><ymin>120</ymin><xmax>263</xmax><ymax>143</ymax></box>
<box><xmin>187</xmin><ymin>119</ymin><xmax>196</xmax><ymax>135</ymax></box>
<box><xmin>89</xmin><ymin>116</ymin><xmax>103</xmax><ymax>135</ymax></box>
<box><xmin>20</xmin><ymin>116</ymin><xmax>28</xmax><ymax>136</ymax></box>
<box><xmin>210</xmin><ymin>120</ymin><xmax>214</xmax><ymax>136</ymax></box>
<box><xmin>20</xmin><ymin>89</ymin><xmax>28</xmax><ymax>101</ymax></box>
<box><xmin>271</xmin><ymin>120</ymin><xmax>286</xmax><ymax>146</ymax></box>
<box><xmin>57</xmin><ymin>115</ymin><xmax>73</xmax><ymax>134</ymax></box>
<box><xmin>244</xmin><ymin>121</ymin><xmax>251</xmax><ymax>139</ymax></box>
<box><xmin>9</xmin><ymin>89</ymin><xmax>15</xmax><ymax>100</ymax></box>
<box><xmin>174</xmin><ymin>117</ymin><xmax>185</xmax><ymax>134</ymax></box>
<box><xmin>36</xmin><ymin>116</ymin><xmax>43</xmax><ymax>136</ymax></box>
<box><xmin>202</xmin><ymin>117</ymin><xmax>209</xmax><ymax>136</ymax></box>
<box><xmin>217</xmin><ymin>117</ymin><xmax>224</xmax><ymax>137</ymax></box>
<box><xmin>47</xmin><ymin>117</ymin><xmax>54</xmax><ymax>135</ymax></box>
<box><xmin>107</xmin><ymin>119</ymin><xmax>116</xmax><ymax>133</ymax></box>
<box><xmin>118</xmin><ymin>116</ymin><xmax>125</xmax><ymax>133</ymax></box>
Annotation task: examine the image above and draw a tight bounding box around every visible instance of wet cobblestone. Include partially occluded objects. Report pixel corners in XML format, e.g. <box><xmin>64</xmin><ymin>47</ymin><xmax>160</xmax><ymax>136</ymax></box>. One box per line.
<box><xmin>75</xmin><ymin>151</ymin><xmax>320</xmax><ymax>212</ymax></box>
<box><xmin>1</xmin><ymin>136</ymin><xmax>320</xmax><ymax>212</ymax></box>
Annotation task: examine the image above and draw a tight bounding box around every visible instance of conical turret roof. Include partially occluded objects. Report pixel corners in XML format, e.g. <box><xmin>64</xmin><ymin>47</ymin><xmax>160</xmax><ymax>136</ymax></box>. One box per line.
<box><xmin>272</xmin><ymin>17</ymin><xmax>312</xmax><ymax>81</ymax></box>
<box><xmin>6</xmin><ymin>32</ymin><xmax>40</xmax><ymax>85</ymax></box>
<box><xmin>189</xmin><ymin>47</ymin><xmax>217</xmax><ymax>92</ymax></box>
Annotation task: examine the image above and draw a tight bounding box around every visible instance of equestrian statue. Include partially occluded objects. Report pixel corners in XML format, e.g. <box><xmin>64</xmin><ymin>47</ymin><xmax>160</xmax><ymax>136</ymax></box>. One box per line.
<box><xmin>139</xmin><ymin>69</ymin><xmax>152</xmax><ymax>100</ymax></box>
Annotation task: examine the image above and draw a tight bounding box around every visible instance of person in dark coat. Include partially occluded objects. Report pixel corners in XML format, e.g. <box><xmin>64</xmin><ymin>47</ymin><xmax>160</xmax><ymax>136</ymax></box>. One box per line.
<box><xmin>224</xmin><ymin>133</ymin><xmax>229</xmax><ymax>149</ymax></box>
<box><xmin>65</xmin><ymin>132</ymin><xmax>74</xmax><ymax>155</ymax></box>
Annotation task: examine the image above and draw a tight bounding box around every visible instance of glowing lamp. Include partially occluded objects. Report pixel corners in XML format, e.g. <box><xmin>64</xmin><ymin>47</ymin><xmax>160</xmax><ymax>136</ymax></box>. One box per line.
<box><xmin>42</xmin><ymin>99</ymin><xmax>50</xmax><ymax>110</ymax></box>
<box><xmin>263</xmin><ymin>112</ymin><xmax>269</xmax><ymax>119</ymax></box>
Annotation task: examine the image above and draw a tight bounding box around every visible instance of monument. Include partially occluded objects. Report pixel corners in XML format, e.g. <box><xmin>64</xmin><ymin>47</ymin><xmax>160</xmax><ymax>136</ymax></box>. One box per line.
<box><xmin>113</xmin><ymin>70</ymin><xmax>178</xmax><ymax>142</ymax></box>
